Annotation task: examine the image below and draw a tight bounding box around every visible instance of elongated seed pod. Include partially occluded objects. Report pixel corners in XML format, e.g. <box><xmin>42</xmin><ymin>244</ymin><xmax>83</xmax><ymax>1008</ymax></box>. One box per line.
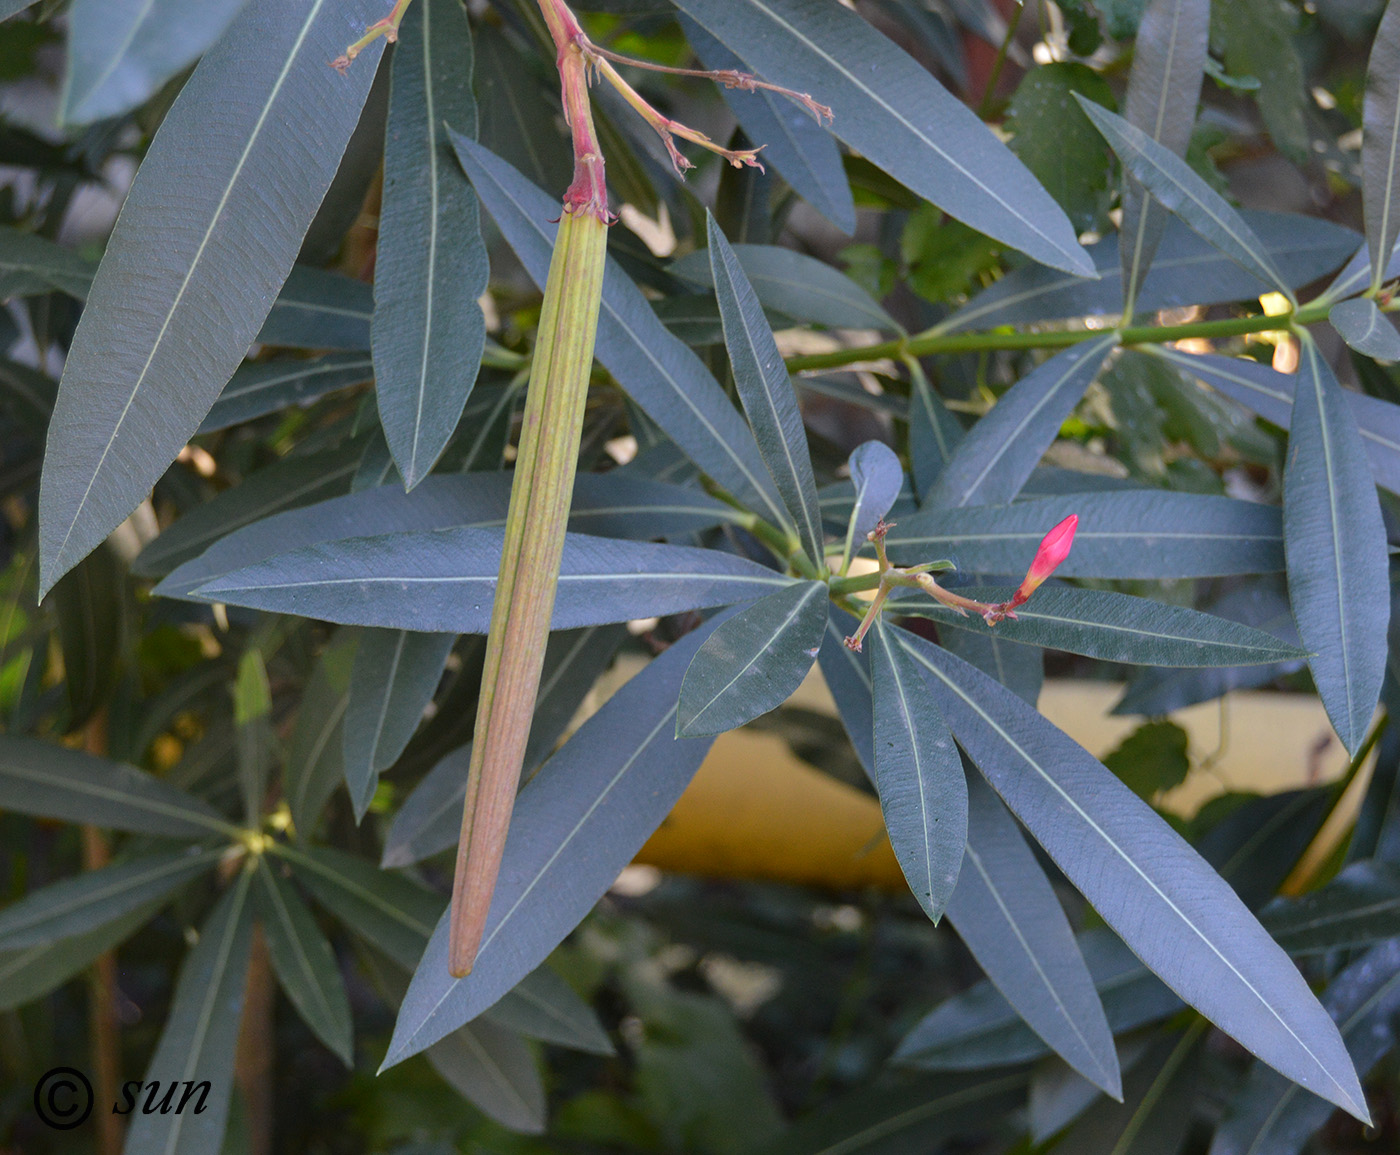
<box><xmin>447</xmin><ymin>207</ymin><xmax>608</xmax><ymax>976</ymax></box>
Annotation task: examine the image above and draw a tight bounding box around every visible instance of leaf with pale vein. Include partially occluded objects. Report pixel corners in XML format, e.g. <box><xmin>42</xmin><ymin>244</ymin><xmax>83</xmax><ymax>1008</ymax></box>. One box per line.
<box><xmin>869</xmin><ymin>619</ymin><xmax>966</xmax><ymax>923</ymax></box>
<box><xmin>927</xmin><ymin>337</ymin><xmax>1117</xmax><ymax>509</ymax></box>
<box><xmin>1077</xmin><ymin>97</ymin><xmax>1289</xmax><ymax>295</ymax></box>
<box><xmin>1329</xmin><ymin>297</ymin><xmax>1400</xmax><ymax>361</ymax></box>
<box><xmin>944</xmin><ymin>772</ymin><xmax>1120</xmax><ymax>1097</ymax></box>
<box><xmin>38</xmin><ymin>0</ymin><xmax>387</xmax><ymax>596</ymax></box>
<box><xmin>671</xmin><ymin>0</ymin><xmax>1095</xmax><ymax>276</ymax></box>
<box><xmin>1364</xmin><ymin>0</ymin><xmax>1400</xmax><ymax>291</ymax></box>
<box><xmin>1284</xmin><ymin>339</ymin><xmax>1389</xmax><ymax>755</ymax></box>
<box><xmin>707</xmin><ymin>216</ymin><xmax>824</xmax><ymax>561</ymax></box>
<box><xmin>384</xmin><ymin>613</ymin><xmax>725</xmax><ymax>1066</ymax></box>
<box><xmin>374</xmin><ymin>0</ymin><xmax>487</xmax><ymax>487</ymax></box>
<box><xmin>1118</xmin><ymin>0</ymin><xmax>1209</xmax><ymax>313</ymax></box>
<box><xmin>893</xmin><ymin>625</ymin><xmax>1369</xmax><ymax>1121</ymax></box>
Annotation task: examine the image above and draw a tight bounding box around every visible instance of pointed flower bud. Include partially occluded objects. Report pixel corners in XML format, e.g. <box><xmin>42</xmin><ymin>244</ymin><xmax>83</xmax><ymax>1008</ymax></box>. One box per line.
<box><xmin>1008</xmin><ymin>514</ymin><xmax>1077</xmax><ymax>611</ymax></box>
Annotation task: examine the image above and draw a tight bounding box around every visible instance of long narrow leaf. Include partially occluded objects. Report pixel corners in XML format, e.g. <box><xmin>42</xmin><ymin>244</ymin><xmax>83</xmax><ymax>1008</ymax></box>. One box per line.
<box><xmin>1158</xmin><ymin>345</ymin><xmax>1400</xmax><ymax>495</ymax></box>
<box><xmin>869</xmin><ymin>619</ymin><xmax>967</xmax><ymax>923</ymax></box>
<box><xmin>0</xmin><ymin>846</ymin><xmax>220</xmax><ymax>949</ymax></box>
<box><xmin>60</xmin><ymin>0</ymin><xmax>246</xmax><ymax>125</ymax></box>
<box><xmin>449</xmin><ymin>136</ymin><xmax>781</xmax><ymax>517</ymax></box>
<box><xmin>927</xmin><ymin>337</ymin><xmax>1117</xmax><ymax>509</ymax></box>
<box><xmin>943</xmin><ymin>773</ymin><xmax>1120</xmax><ymax>1097</ymax></box>
<box><xmin>678</xmin><ymin>580</ymin><xmax>827</xmax><ymax>737</ymax></box>
<box><xmin>254</xmin><ymin>859</ymin><xmax>354</xmax><ymax>1065</ymax></box>
<box><xmin>1210</xmin><ymin>938</ymin><xmax>1400</xmax><ymax>1155</ymax></box>
<box><xmin>0</xmin><ymin>735</ymin><xmax>234</xmax><ymax>838</ymax></box>
<box><xmin>374</xmin><ymin>0</ymin><xmax>487</xmax><ymax>487</ymax></box>
<box><xmin>343</xmin><ymin>629</ymin><xmax>454</xmax><ymax>821</ymax></box>
<box><xmin>190</xmin><ymin>528</ymin><xmax>794</xmax><ymax>633</ymax></box>
<box><xmin>708</xmin><ymin>215</ymin><xmax>824</xmax><ymax>558</ymax></box>
<box><xmin>1365</xmin><ymin>1</ymin><xmax>1400</xmax><ymax>291</ymax></box>
<box><xmin>123</xmin><ymin>869</ymin><xmax>254</xmax><ymax>1155</ymax></box>
<box><xmin>1330</xmin><ymin>296</ymin><xmax>1400</xmax><ymax>361</ymax></box>
<box><xmin>894</xmin><ymin>626</ymin><xmax>1369</xmax><ymax>1121</ymax></box>
<box><xmin>1077</xmin><ymin>98</ymin><xmax>1290</xmax><ymax>294</ymax></box>
<box><xmin>892</xmin><ymin>585</ymin><xmax>1307</xmax><ymax>667</ymax></box>
<box><xmin>943</xmin><ymin>212</ymin><xmax>1359</xmax><ymax>334</ymax></box>
<box><xmin>682</xmin><ymin>16</ymin><xmax>854</xmax><ymax>233</ymax></box>
<box><xmin>384</xmin><ymin>613</ymin><xmax>725</xmax><ymax>1066</ymax></box>
<box><xmin>383</xmin><ymin>626</ymin><xmax>626</xmax><ymax>867</ymax></box>
<box><xmin>39</xmin><ymin>0</ymin><xmax>388</xmax><ymax>596</ymax></box>
<box><xmin>1284</xmin><ymin>339</ymin><xmax>1389</xmax><ymax>755</ymax></box>
<box><xmin>199</xmin><ymin>353</ymin><xmax>373</xmax><ymax>433</ymax></box>
<box><xmin>1261</xmin><ymin>859</ymin><xmax>1400</xmax><ymax>954</ymax></box>
<box><xmin>671</xmin><ymin>0</ymin><xmax>1095</xmax><ymax>276</ymax></box>
<box><xmin>886</xmin><ymin>491</ymin><xmax>1285</xmax><ymax>579</ymax></box>
<box><xmin>1117</xmin><ymin>0</ymin><xmax>1209</xmax><ymax>312</ymax></box>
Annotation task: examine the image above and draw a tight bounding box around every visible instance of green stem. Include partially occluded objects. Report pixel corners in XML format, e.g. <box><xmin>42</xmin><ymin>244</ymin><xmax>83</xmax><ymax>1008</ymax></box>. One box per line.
<box><xmin>784</xmin><ymin>301</ymin><xmax>1330</xmax><ymax>374</ymax></box>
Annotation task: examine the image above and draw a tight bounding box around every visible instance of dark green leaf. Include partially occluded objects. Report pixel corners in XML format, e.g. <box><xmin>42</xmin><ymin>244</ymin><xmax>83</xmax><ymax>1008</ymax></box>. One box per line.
<box><xmin>133</xmin><ymin>446</ymin><xmax>361</xmax><ymax>578</ymax></box>
<box><xmin>257</xmin><ymin>266</ymin><xmax>373</xmax><ymax>350</ymax></box>
<box><xmin>1330</xmin><ymin>297</ymin><xmax>1400</xmax><ymax>361</ymax></box>
<box><xmin>682</xmin><ymin>16</ymin><xmax>854</xmax><ymax>234</ymax></box>
<box><xmin>191</xmin><ymin>528</ymin><xmax>794</xmax><ymax>633</ymax></box>
<box><xmin>1077</xmin><ymin>98</ymin><xmax>1288</xmax><ymax>294</ymax></box>
<box><xmin>124</xmin><ymin>869</ymin><xmax>254</xmax><ymax>1155</ymax></box>
<box><xmin>281</xmin><ymin>843</ymin><xmax>444</xmax><ymax>972</ymax></box>
<box><xmin>1007</xmin><ymin>63</ymin><xmax>1116</xmax><ymax>234</ymax></box>
<box><xmin>937</xmin><ymin>626</ymin><xmax>1044</xmax><ymax>706</ymax></box>
<box><xmin>908</xmin><ymin>365</ymin><xmax>964</xmax><ymax>500</ymax></box>
<box><xmin>674</xmin><ymin>242</ymin><xmax>895</xmax><ymax>332</ymax></box>
<box><xmin>0</xmin><ymin>734</ymin><xmax>233</xmax><ymax>837</ymax></box>
<box><xmin>1209</xmin><ymin>937</ymin><xmax>1400</xmax><ymax>1155</ymax></box>
<box><xmin>449</xmin><ymin>135</ymin><xmax>781</xmax><ymax>515</ymax></box>
<box><xmin>51</xmin><ymin>540</ymin><xmax>123</xmax><ymax>729</ymax></box>
<box><xmin>472</xmin><ymin>24</ymin><xmax>569</xmax><ymax>196</ymax></box>
<box><xmin>869</xmin><ymin>618</ymin><xmax>966</xmax><ymax>924</ymax></box>
<box><xmin>38</xmin><ymin>0</ymin><xmax>387</xmax><ymax>595</ymax></box>
<box><xmin>1158</xmin><ymin>346</ymin><xmax>1400</xmax><ymax>496</ymax></box>
<box><xmin>1360</xmin><ymin>1</ymin><xmax>1400</xmax><ymax>287</ymax></box>
<box><xmin>384</xmin><ymin>613</ymin><xmax>724</xmax><ymax>1066</ymax></box>
<box><xmin>285</xmin><ymin>631</ymin><xmax>355</xmax><ymax>840</ymax></box>
<box><xmin>945</xmin><ymin>212</ymin><xmax>1358</xmax><ymax>334</ymax></box>
<box><xmin>671</xmin><ymin>0</ymin><xmax>1095</xmax><ymax>276</ymax></box>
<box><xmin>0</xmin><ymin>845</ymin><xmax>220</xmax><ymax>949</ymax></box>
<box><xmin>0</xmin><ymin>226</ymin><xmax>96</xmax><ymax>300</ymax></box>
<box><xmin>61</xmin><ymin>0</ymin><xmax>245</xmax><ymax>125</ymax></box>
<box><xmin>1118</xmin><ymin>0</ymin><xmax>1210</xmax><ymax>312</ymax></box>
<box><xmin>896</xmin><ymin>928</ymin><xmax>1181</xmax><ymax>1071</ymax></box>
<box><xmin>427</xmin><ymin>1018</ymin><xmax>546</xmax><ymax>1134</ymax></box>
<box><xmin>679</xmin><ymin>580</ymin><xmax>827</xmax><ymax>737</ymax></box>
<box><xmin>886</xmin><ymin>491</ymin><xmax>1285</xmax><ymax>579</ymax></box>
<box><xmin>892</xmin><ymin>585</ymin><xmax>1308</xmax><ymax>666</ymax></box>
<box><xmin>254</xmin><ymin>859</ymin><xmax>353</xmax><ymax>1066</ymax></box>
<box><xmin>199</xmin><ymin>353</ymin><xmax>373</xmax><ymax>433</ymax></box>
<box><xmin>1217</xmin><ymin>0</ymin><xmax>1311</xmax><ymax>166</ymax></box>
<box><xmin>707</xmin><ymin>216</ymin><xmax>825</xmax><ymax>555</ymax></box>
<box><xmin>843</xmin><ymin>440</ymin><xmax>902</xmax><ymax>567</ymax></box>
<box><xmin>0</xmin><ymin>900</ymin><xmax>166</xmax><ymax>1011</ymax></box>
<box><xmin>374</xmin><ymin>0</ymin><xmax>487</xmax><ymax>487</ymax></box>
<box><xmin>1284</xmin><ymin>339</ymin><xmax>1389</xmax><ymax>755</ymax></box>
<box><xmin>941</xmin><ymin>772</ymin><xmax>1119</xmax><ymax>1097</ymax></box>
<box><xmin>1057</xmin><ymin>1030</ymin><xmax>1201</xmax><ymax>1155</ymax></box>
<box><xmin>759</xmin><ymin>1071</ymin><xmax>1027</xmax><ymax>1155</ymax></box>
<box><xmin>817</xmin><ymin>607</ymin><xmax>876</xmax><ymax>778</ymax></box>
<box><xmin>483</xmin><ymin>964</ymin><xmax>614</xmax><ymax>1056</ymax></box>
<box><xmin>1103</xmin><ymin>719</ymin><xmax>1190</xmax><ymax>800</ymax></box>
<box><xmin>343</xmin><ymin>629</ymin><xmax>454</xmax><ymax>821</ymax></box>
<box><xmin>894</xmin><ymin>626</ymin><xmax>1368</xmax><ymax>1120</ymax></box>
<box><xmin>926</xmin><ymin>337</ymin><xmax>1117</xmax><ymax>509</ymax></box>
<box><xmin>383</xmin><ymin>625</ymin><xmax>626</xmax><ymax>867</ymax></box>
<box><xmin>1262</xmin><ymin>859</ymin><xmax>1400</xmax><ymax>954</ymax></box>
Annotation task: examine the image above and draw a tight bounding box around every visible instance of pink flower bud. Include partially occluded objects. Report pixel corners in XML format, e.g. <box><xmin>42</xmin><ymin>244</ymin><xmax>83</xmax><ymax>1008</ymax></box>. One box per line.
<box><xmin>1007</xmin><ymin>514</ymin><xmax>1077</xmax><ymax>610</ymax></box>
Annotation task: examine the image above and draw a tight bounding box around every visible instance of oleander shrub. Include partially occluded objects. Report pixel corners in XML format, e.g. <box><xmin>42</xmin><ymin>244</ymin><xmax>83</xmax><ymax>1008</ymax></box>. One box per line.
<box><xmin>4</xmin><ymin>0</ymin><xmax>1400</xmax><ymax>1153</ymax></box>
